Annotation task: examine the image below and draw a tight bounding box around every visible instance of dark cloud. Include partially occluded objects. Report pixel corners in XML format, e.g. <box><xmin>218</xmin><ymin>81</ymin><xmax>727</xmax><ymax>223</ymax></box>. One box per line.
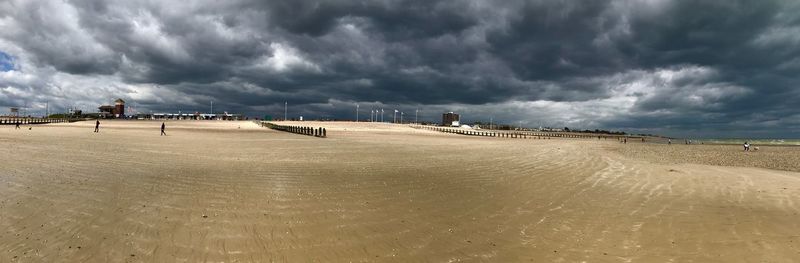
<box><xmin>1</xmin><ymin>0</ymin><xmax>799</xmax><ymax>137</ymax></box>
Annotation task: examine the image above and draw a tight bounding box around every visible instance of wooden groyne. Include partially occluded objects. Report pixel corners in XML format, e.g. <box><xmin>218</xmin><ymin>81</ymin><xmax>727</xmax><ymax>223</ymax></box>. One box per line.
<box><xmin>0</xmin><ymin>117</ymin><xmax>76</xmax><ymax>125</ymax></box>
<box><xmin>259</xmin><ymin>122</ymin><xmax>327</xmax><ymax>138</ymax></box>
<box><xmin>410</xmin><ymin>124</ymin><xmax>623</xmax><ymax>140</ymax></box>
<box><xmin>410</xmin><ymin>125</ymin><xmax>551</xmax><ymax>139</ymax></box>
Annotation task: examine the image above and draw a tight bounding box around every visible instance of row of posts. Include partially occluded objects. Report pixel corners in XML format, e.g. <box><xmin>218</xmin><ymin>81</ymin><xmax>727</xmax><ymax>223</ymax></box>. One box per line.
<box><xmin>259</xmin><ymin>122</ymin><xmax>326</xmax><ymax>138</ymax></box>
<box><xmin>410</xmin><ymin>125</ymin><xmax>615</xmax><ymax>140</ymax></box>
<box><xmin>0</xmin><ymin>118</ymin><xmax>73</xmax><ymax>125</ymax></box>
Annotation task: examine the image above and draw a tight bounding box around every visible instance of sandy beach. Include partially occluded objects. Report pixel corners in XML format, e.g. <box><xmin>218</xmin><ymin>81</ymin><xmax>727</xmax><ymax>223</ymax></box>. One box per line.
<box><xmin>1</xmin><ymin>120</ymin><xmax>799</xmax><ymax>262</ymax></box>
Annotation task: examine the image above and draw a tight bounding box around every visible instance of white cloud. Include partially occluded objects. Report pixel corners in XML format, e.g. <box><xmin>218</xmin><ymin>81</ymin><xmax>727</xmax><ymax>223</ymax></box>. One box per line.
<box><xmin>257</xmin><ymin>43</ymin><xmax>320</xmax><ymax>73</ymax></box>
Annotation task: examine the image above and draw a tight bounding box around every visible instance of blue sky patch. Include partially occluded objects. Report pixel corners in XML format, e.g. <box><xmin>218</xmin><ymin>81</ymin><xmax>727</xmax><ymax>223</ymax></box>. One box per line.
<box><xmin>0</xmin><ymin>51</ymin><xmax>14</xmax><ymax>71</ymax></box>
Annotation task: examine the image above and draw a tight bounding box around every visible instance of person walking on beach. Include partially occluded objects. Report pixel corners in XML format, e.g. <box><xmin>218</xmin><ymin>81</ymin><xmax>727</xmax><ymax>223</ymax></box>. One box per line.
<box><xmin>94</xmin><ymin>120</ymin><xmax>100</xmax><ymax>133</ymax></box>
<box><xmin>744</xmin><ymin>141</ymin><xmax>750</xmax><ymax>151</ymax></box>
<box><xmin>668</xmin><ymin>138</ymin><xmax>672</xmax><ymax>145</ymax></box>
<box><xmin>160</xmin><ymin>122</ymin><xmax>166</xmax><ymax>136</ymax></box>
<box><xmin>15</xmin><ymin>121</ymin><xmax>20</xmax><ymax>129</ymax></box>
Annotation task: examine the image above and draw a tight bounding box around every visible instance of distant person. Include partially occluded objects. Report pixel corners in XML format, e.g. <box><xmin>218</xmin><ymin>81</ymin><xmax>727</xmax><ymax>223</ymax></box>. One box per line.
<box><xmin>624</xmin><ymin>138</ymin><xmax>627</xmax><ymax>144</ymax></box>
<box><xmin>161</xmin><ymin>122</ymin><xmax>166</xmax><ymax>136</ymax></box>
<box><xmin>744</xmin><ymin>141</ymin><xmax>750</xmax><ymax>151</ymax></box>
<box><xmin>668</xmin><ymin>139</ymin><xmax>672</xmax><ymax>145</ymax></box>
<box><xmin>94</xmin><ymin>120</ymin><xmax>100</xmax><ymax>133</ymax></box>
<box><xmin>15</xmin><ymin>121</ymin><xmax>20</xmax><ymax>129</ymax></box>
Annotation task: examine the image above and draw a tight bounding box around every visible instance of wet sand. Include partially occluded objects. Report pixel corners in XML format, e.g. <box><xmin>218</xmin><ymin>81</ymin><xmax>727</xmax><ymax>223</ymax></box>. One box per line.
<box><xmin>609</xmin><ymin>142</ymin><xmax>800</xmax><ymax>172</ymax></box>
<box><xmin>1</xmin><ymin>120</ymin><xmax>799</xmax><ymax>262</ymax></box>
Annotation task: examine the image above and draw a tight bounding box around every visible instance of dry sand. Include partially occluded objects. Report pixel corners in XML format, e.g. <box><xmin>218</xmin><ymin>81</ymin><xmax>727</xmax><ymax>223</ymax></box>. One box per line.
<box><xmin>1</xmin><ymin>120</ymin><xmax>799</xmax><ymax>262</ymax></box>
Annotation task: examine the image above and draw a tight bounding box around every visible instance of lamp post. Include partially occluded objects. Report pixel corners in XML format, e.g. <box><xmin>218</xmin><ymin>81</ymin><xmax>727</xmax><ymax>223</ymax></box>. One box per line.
<box><xmin>381</xmin><ymin>109</ymin><xmax>384</xmax><ymax>122</ymax></box>
<box><xmin>393</xmin><ymin>110</ymin><xmax>397</xmax><ymax>123</ymax></box>
<box><xmin>356</xmin><ymin>104</ymin><xmax>359</xmax><ymax>122</ymax></box>
<box><xmin>284</xmin><ymin>101</ymin><xmax>287</xmax><ymax>121</ymax></box>
<box><xmin>415</xmin><ymin>109</ymin><xmax>418</xmax><ymax>124</ymax></box>
<box><xmin>400</xmin><ymin>112</ymin><xmax>404</xmax><ymax>124</ymax></box>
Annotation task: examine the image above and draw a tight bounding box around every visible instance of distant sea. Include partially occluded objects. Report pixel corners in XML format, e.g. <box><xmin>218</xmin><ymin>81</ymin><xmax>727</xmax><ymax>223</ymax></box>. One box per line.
<box><xmin>695</xmin><ymin>138</ymin><xmax>800</xmax><ymax>146</ymax></box>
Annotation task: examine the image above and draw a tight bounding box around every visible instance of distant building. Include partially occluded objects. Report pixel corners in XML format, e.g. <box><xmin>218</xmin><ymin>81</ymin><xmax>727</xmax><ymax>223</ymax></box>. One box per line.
<box><xmin>98</xmin><ymin>98</ymin><xmax>125</xmax><ymax>118</ymax></box>
<box><xmin>68</xmin><ymin>108</ymin><xmax>82</xmax><ymax>116</ymax></box>
<box><xmin>98</xmin><ymin>105</ymin><xmax>114</xmax><ymax>117</ymax></box>
<box><xmin>114</xmin><ymin>99</ymin><xmax>125</xmax><ymax>117</ymax></box>
<box><xmin>134</xmin><ymin>112</ymin><xmax>242</xmax><ymax>120</ymax></box>
<box><xmin>442</xmin><ymin>112</ymin><xmax>460</xmax><ymax>127</ymax></box>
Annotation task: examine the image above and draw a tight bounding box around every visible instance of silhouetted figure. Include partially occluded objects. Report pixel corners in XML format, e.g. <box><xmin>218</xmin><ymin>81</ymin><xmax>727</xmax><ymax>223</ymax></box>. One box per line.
<box><xmin>94</xmin><ymin>120</ymin><xmax>100</xmax><ymax>133</ymax></box>
<box><xmin>161</xmin><ymin>122</ymin><xmax>166</xmax><ymax>136</ymax></box>
<box><xmin>15</xmin><ymin>122</ymin><xmax>20</xmax><ymax>129</ymax></box>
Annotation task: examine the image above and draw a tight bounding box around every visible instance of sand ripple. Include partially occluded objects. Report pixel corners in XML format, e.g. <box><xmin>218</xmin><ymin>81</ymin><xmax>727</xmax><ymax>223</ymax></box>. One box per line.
<box><xmin>1</xmin><ymin>121</ymin><xmax>799</xmax><ymax>261</ymax></box>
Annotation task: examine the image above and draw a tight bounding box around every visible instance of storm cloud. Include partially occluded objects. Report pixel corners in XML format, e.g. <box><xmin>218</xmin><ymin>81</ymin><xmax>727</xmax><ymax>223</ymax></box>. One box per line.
<box><xmin>1</xmin><ymin>0</ymin><xmax>799</xmax><ymax>137</ymax></box>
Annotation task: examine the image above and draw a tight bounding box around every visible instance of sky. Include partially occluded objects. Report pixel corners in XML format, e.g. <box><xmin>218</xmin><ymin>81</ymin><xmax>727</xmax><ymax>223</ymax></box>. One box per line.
<box><xmin>1</xmin><ymin>0</ymin><xmax>799</xmax><ymax>138</ymax></box>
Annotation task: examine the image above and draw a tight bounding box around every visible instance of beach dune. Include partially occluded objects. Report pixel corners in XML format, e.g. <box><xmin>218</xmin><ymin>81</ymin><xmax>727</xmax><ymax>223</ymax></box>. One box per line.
<box><xmin>1</xmin><ymin>120</ymin><xmax>799</xmax><ymax>262</ymax></box>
